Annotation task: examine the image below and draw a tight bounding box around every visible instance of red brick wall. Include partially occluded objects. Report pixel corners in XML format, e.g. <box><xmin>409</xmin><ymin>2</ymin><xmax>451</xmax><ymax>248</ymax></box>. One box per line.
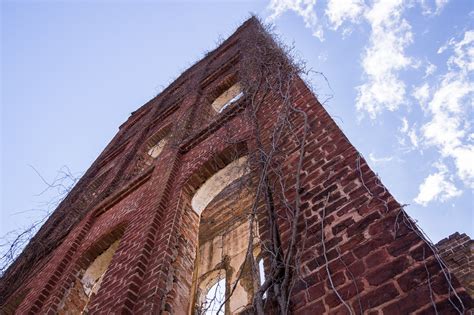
<box><xmin>436</xmin><ymin>233</ymin><xmax>473</xmax><ymax>297</ymax></box>
<box><xmin>1</xmin><ymin>17</ymin><xmax>471</xmax><ymax>314</ymax></box>
<box><xmin>271</xmin><ymin>77</ymin><xmax>471</xmax><ymax>314</ymax></box>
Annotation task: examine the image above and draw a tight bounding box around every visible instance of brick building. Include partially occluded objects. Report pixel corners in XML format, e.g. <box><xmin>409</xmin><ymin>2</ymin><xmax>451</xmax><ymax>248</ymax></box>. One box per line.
<box><xmin>436</xmin><ymin>233</ymin><xmax>473</xmax><ymax>298</ymax></box>
<box><xmin>1</xmin><ymin>17</ymin><xmax>472</xmax><ymax>314</ymax></box>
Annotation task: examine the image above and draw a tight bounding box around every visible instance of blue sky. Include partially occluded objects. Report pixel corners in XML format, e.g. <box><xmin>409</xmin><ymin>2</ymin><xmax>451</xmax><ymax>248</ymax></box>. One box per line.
<box><xmin>1</xmin><ymin>0</ymin><xmax>472</xmax><ymax>252</ymax></box>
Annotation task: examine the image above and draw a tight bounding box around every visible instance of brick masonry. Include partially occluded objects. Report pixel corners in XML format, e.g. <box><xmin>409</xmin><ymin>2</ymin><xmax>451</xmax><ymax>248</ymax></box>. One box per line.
<box><xmin>1</xmin><ymin>17</ymin><xmax>472</xmax><ymax>314</ymax></box>
<box><xmin>436</xmin><ymin>233</ymin><xmax>473</xmax><ymax>298</ymax></box>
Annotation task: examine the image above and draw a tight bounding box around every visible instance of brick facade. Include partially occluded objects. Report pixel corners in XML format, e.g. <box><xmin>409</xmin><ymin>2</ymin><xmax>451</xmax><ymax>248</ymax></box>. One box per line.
<box><xmin>436</xmin><ymin>233</ymin><xmax>473</xmax><ymax>298</ymax></box>
<box><xmin>1</xmin><ymin>17</ymin><xmax>472</xmax><ymax>314</ymax></box>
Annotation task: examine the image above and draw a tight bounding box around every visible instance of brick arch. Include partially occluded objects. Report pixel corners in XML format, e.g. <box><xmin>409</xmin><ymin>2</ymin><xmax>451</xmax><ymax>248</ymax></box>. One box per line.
<box><xmin>144</xmin><ymin>123</ymin><xmax>172</xmax><ymax>153</ymax></box>
<box><xmin>152</xmin><ymin>141</ymin><xmax>253</xmax><ymax>314</ymax></box>
<box><xmin>127</xmin><ymin>123</ymin><xmax>173</xmax><ymax>180</ymax></box>
<box><xmin>175</xmin><ymin>141</ymin><xmax>266</xmax><ymax>314</ymax></box>
<box><xmin>75</xmin><ymin>223</ymin><xmax>126</xmax><ymax>270</ymax></box>
<box><xmin>54</xmin><ymin>223</ymin><xmax>127</xmax><ymax>314</ymax></box>
<box><xmin>182</xmin><ymin>141</ymin><xmax>249</xmax><ymax>198</ymax></box>
<box><xmin>195</xmin><ymin>65</ymin><xmax>241</xmax><ymax>128</ymax></box>
<box><xmin>191</xmin><ymin>156</ymin><xmax>250</xmax><ymax>215</ymax></box>
<box><xmin>206</xmin><ymin>73</ymin><xmax>239</xmax><ymax>102</ymax></box>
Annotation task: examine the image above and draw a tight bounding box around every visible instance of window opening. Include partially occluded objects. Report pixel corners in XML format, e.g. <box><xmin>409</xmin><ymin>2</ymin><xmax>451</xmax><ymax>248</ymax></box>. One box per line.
<box><xmin>211</xmin><ymin>83</ymin><xmax>243</xmax><ymax>113</ymax></box>
<box><xmin>258</xmin><ymin>258</ymin><xmax>267</xmax><ymax>299</ymax></box>
<box><xmin>58</xmin><ymin>240</ymin><xmax>120</xmax><ymax>314</ymax></box>
<box><xmin>190</xmin><ymin>154</ymin><xmax>262</xmax><ymax>313</ymax></box>
<box><xmin>191</xmin><ymin>156</ymin><xmax>249</xmax><ymax>215</ymax></box>
<box><xmin>218</xmin><ymin>91</ymin><xmax>243</xmax><ymax>113</ymax></box>
<box><xmin>202</xmin><ymin>277</ymin><xmax>226</xmax><ymax>315</ymax></box>
<box><xmin>147</xmin><ymin>137</ymin><xmax>167</xmax><ymax>158</ymax></box>
<box><xmin>81</xmin><ymin>241</ymin><xmax>119</xmax><ymax>298</ymax></box>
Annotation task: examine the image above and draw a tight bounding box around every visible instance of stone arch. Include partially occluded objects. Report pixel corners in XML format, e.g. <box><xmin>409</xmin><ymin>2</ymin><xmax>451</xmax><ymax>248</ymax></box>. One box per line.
<box><xmin>57</xmin><ymin>224</ymin><xmax>126</xmax><ymax>314</ymax></box>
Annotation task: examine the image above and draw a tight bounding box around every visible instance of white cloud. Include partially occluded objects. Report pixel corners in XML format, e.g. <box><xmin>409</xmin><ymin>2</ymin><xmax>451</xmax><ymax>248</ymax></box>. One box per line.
<box><xmin>368</xmin><ymin>152</ymin><xmax>394</xmax><ymax>164</ymax></box>
<box><xmin>412</xmin><ymin>83</ymin><xmax>430</xmax><ymax>108</ymax></box>
<box><xmin>421</xmin><ymin>80</ymin><xmax>470</xmax><ymax>149</ymax></box>
<box><xmin>266</xmin><ymin>0</ymin><xmax>324</xmax><ymax>41</ymax></box>
<box><xmin>408</xmin><ymin>129</ymin><xmax>419</xmax><ymax>148</ymax></box>
<box><xmin>265</xmin><ymin>0</ymin><xmax>472</xmax><ymax>198</ymax></box>
<box><xmin>414</xmin><ymin>164</ymin><xmax>462</xmax><ymax>206</ymax></box>
<box><xmin>355</xmin><ymin>0</ymin><xmax>414</xmax><ymax>118</ymax></box>
<box><xmin>266</xmin><ymin>0</ymin><xmax>417</xmax><ymax>119</ymax></box>
<box><xmin>424</xmin><ymin>62</ymin><xmax>437</xmax><ymax>77</ymax></box>
<box><xmin>435</xmin><ymin>0</ymin><xmax>450</xmax><ymax>13</ymax></box>
<box><xmin>420</xmin><ymin>30</ymin><xmax>474</xmax><ymax>187</ymax></box>
<box><xmin>436</xmin><ymin>29</ymin><xmax>473</xmax><ymax>58</ymax></box>
<box><xmin>318</xmin><ymin>51</ymin><xmax>328</xmax><ymax>62</ymax></box>
<box><xmin>418</xmin><ymin>0</ymin><xmax>450</xmax><ymax>16</ymax></box>
<box><xmin>325</xmin><ymin>0</ymin><xmax>365</xmax><ymax>30</ymax></box>
<box><xmin>451</xmin><ymin>146</ymin><xmax>474</xmax><ymax>185</ymax></box>
<box><xmin>400</xmin><ymin>117</ymin><xmax>409</xmax><ymax>133</ymax></box>
<box><xmin>448</xmin><ymin>30</ymin><xmax>474</xmax><ymax>71</ymax></box>
<box><xmin>438</xmin><ymin>41</ymin><xmax>450</xmax><ymax>54</ymax></box>
<box><xmin>399</xmin><ymin>117</ymin><xmax>420</xmax><ymax>149</ymax></box>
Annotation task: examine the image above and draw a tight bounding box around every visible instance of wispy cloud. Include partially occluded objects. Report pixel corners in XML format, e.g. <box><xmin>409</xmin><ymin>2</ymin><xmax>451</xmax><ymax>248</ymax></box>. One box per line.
<box><xmin>325</xmin><ymin>0</ymin><xmax>365</xmax><ymax>30</ymax></box>
<box><xmin>398</xmin><ymin>117</ymin><xmax>420</xmax><ymax>151</ymax></box>
<box><xmin>414</xmin><ymin>163</ymin><xmax>462</xmax><ymax>206</ymax></box>
<box><xmin>267</xmin><ymin>0</ymin><xmax>415</xmax><ymax>118</ymax></box>
<box><xmin>355</xmin><ymin>0</ymin><xmax>413</xmax><ymax>118</ymax></box>
<box><xmin>420</xmin><ymin>30</ymin><xmax>474</xmax><ymax>188</ymax></box>
<box><xmin>368</xmin><ymin>152</ymin><xmax>394</xmax><ymax>164</ymax></box>
<box><xmin>424</xmin><ymin>62</ymin><xmax>437</xmax><ymax>78</ymax></box>
<box><xmin>412</xmin><ymin>83</ymin><xmax>430</xmax><ymax>110</ymax></box>
<box><xmin>418</xmin><ymin>0</ymin><xmax>450</xmax><ymax>16</ymax></box>
<box><xmin>267</xmin><ymin>0</ymin><xmax>324</xmax><ymax>41</ymax></box>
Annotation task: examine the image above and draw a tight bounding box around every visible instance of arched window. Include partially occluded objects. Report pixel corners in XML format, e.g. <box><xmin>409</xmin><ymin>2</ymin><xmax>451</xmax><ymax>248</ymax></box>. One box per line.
<box><xmin>201</xmin><ymin>277</ymin><xmax>226</xmax><ymax>315</ymax></box>
<box><xmin>145</xmin><ymin>126</ymin><xmax>171</xmax><ymax>160</ymax></box>
<box><xmin>211</xmin><ymin>83</ymin><xmax>243</xmax><ymax>113</ymax></box>
<box><xmin>58</xmin><ymin>240</ymin><xmax>121</xmax><ymax>313</ymax></box>
<box><xmin>147</xmin><ymin>137</ymin><xmax>167</xmax><ymax>158</ymax></box>
<box><xmin>81</xmin><ymin>240</ymin><xmax>120</xmax><ymax>298</ymax></box>
<box><xmin>187</xmin><ymin>151</ymin><xmax>261</xmax><ymax>314</ymax></box>
<box><xmin>191</xmin><ymin>156</ymin><xmax>249</xmax><ymax>215</ymax></box>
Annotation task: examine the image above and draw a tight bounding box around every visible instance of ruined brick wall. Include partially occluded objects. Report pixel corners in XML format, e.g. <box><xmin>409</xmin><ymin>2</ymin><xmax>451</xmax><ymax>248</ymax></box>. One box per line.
<box><xmin>1</xmin><ymin>17</ymin><xmax>472</xmax><ymax>315</ymax></box>
<box><xmin>269</xmin><ymin>75</ymin><xmax>472</xmax><ymax>314</ymax></box>
<box><xmin>436</xmin><ymin>233</ymin><xmax>473</xmax><ymax>297</ymax></box>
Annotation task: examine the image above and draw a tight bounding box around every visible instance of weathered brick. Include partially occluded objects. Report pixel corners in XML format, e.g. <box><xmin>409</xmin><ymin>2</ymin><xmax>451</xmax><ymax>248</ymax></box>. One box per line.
<box><xmin>396</xmin><ymin>261</ymin><xmax>439</xmax><ymax>292</ymax></box>
<box><xmin>366</xmin><ymin>257</ymin><xmax>409</xmax><ymax>286</ymax></box>
<box><xmin>365</xmin><ymin>248</ymin><xmax>390</xmax><ymax>269</ymax></box>
<box><xmin>332</xmin><ymin>218</ymin><xmax>355</xmax><ymax>235</ymax></box>
<box><xmin>381</xmin><ymin>286</ymin><xmax>431</xmax><ymax>314</ymax></box>
<box><xmin>387</xmin><ymin>232</ymin><xmax>421</xmax><ymax>257</ymax></box>
<box><xmin>347</xmin><ymin>212</ymin><xmax>381</xmax><ymax>238</ymax></box>
<box><xmin>359</xmin><ymin>282</ymin><xmax>399</xmax><ymax>309</ymax></box>
<box><xmin>296</xmin><ymin>299</ymin><xmax>326</xmax><ymax>315</ymax></box>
